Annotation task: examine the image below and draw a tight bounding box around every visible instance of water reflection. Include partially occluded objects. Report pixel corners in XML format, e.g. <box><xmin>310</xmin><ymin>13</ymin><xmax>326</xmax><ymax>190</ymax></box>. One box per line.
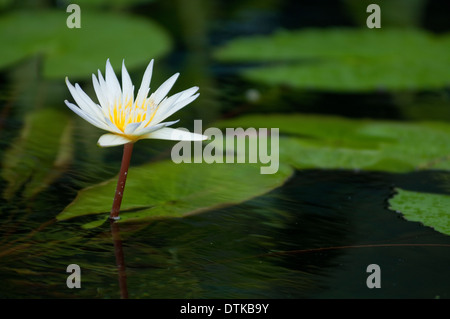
<box><xmin>110</xmin><ymin>220</ymin><xmax>128</xmax><ymax>299</ymax></box>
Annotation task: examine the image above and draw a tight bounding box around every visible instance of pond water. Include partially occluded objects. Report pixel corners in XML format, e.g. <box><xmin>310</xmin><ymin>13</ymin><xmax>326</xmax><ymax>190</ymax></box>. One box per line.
<box><xmin>0</xmin><ymin>0</ymin><xmax>449</xmax><ymax>299</ymax></box>
<box><xmin>1</xmin><ymin>167</ymin><xmax>450</xmax><ymax>298</ymax></box>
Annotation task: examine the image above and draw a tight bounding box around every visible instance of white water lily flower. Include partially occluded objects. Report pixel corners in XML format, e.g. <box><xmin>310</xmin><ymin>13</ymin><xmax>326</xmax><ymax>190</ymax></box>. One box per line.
<box><xmin>65</xmin><ymin>59</ymin><xmax>206</xmax><ymax>147</ymax></box>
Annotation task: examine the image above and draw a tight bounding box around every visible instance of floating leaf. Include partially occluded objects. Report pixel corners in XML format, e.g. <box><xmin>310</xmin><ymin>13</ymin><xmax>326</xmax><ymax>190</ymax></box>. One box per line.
<box><xmin>2</xmin><ymin>108</ymin><xmax>73</xmax><ymax>200</ymax></box>
<box><xmin>0</xmin><ymin>10</ymin><xmax>172</xmax><ymax>79</ymax></box>
<box><xmin>214</xmin><ymin>29</ymin><xmax>450</xmax><ymax>91</ymax></box>
<box><xmin>213</xmin><ymin>113</ymin><xmax>450</xmax><ymax>172</ymax></box>
<box><xmin>57</xmin><ymin>160</ymin><xmax>293</xmax><ymax>226</ymax></box>
<box><xmin>389</xmin><ymin>188</ymin><xmax>450</xmax><ymax>236</ymax></box>
<box><xmin>278</xmin><ymin>137</ymin><xmax>381</xmax><ymax>170</ymax></box>
<box><xmin>58</xmin><ymin>113</ymin><xmax>450</xmax><ymax>227</ymax></box>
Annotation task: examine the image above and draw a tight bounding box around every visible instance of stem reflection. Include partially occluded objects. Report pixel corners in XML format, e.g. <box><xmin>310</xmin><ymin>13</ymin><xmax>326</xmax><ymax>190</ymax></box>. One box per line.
<box><xmin>110</xmin><ymin>219</ymin><xmax>128</xmax><ymax>299</ymax></box>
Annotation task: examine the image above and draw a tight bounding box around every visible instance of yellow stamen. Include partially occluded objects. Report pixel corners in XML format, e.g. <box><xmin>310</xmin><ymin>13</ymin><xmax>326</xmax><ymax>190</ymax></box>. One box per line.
<box><xmin>108</xmin><ymin>96</ymin><xmax>159</xmax><ymax>133</ymax></box>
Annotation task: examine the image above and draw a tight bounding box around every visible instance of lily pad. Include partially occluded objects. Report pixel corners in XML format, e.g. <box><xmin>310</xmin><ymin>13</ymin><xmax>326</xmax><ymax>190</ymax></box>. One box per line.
<box><xmin>0</xmin><ymin>10</ymin><xmax>171</xmax><ymax>79</ymax></box>
<box><xmin>58</xmin><ymin>113</ymin><xmax>450</xmax><ymax>227</ymax></box>
<box><xmin>213</xmin><ymin>113</ymin><xmax>450</xmax><ymax>172</ymax></box>
<box><xmin>214</xmin><ymin>29</ymin><xmax>450</xmax><ymax>91</ymax></box>
<box><xmin>57</xmin><ymin>159</ymin><xmax>293</xmax><ymax>226</ymax></box>
<box><xmin>2</xmin><ymin>108</ymin><xmax>73</xmax><ymax>200</ymax></box>
<box><xmin>389</xmin><ymin>188</ymin><xmax>450</xmax><ymax>236</ymax></box>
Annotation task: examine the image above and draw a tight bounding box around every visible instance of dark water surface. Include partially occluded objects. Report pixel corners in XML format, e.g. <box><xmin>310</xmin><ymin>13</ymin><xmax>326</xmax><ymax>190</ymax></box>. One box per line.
<box><xmin>1</xmin><ymin>167</ymin><xmax>449</xmax><ymax>298</ymax></box>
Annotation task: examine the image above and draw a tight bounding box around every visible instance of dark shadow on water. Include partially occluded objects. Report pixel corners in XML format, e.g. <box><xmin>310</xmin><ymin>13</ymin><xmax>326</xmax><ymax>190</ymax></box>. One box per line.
<box><xmin>276</xmin><ymin>169</ymin><xmax>450</xmax><ymax>298</ymax></box>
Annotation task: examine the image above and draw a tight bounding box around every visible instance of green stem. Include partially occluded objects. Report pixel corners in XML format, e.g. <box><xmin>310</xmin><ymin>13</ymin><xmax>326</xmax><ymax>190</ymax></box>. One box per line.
<box><xmin>109</xmin><ymin>142</ymin><xmax>134</xmax><ymax>220</ymax></box>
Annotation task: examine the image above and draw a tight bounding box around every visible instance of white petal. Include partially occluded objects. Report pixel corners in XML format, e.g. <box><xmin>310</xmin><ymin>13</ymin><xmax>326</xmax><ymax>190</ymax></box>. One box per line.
<box><xmin>92</xmin><ymin>73</ymin><xmax>107</xmax><ymax>109</ymax></box>
<box><xmin>97</xmin><ymin>69</ymin><xmax>116</xmax><ymax>116</ymax></box>
<box><xmin>159</xmin><ymin>86</ymin><xmax>199</xmax><ymax>113</ymax></box>
<box><xmin>124</xmin><ymin>122</ymin><xmax>142</xmax><ymax>135</ymax></box>
<box><xmin>142</xmin><ymin>127</ymin><xmax>207</xmax><ymax>141</ymax></box>
<box><xmin>152</xmin><ymin>92</ymin><xmax>199</xmax><ymax>125</ymax></box>
<box><xmin>150</xmin><ymin>73</ymin><xmax>179</xmax><ymax>106</ymax></box>
<box><xmin>65</xmin><ymin>100</ymin><xmax>110</xmax><ymax>131</ymax></box>
<box><xmin>74</xmin><ymin>83</ymin><xmax>106</xmax><ymax>120</ymax></box>
<box><xmin>135</xmin><ymin>120</ymin><xmax>179</xmax><ymax>136</ymax></box>
<box><xmin>97</xmin><ymin>70</ymin><xmax>109</xmax><ymax>100</ymax></box>
<box><xmin>135</xmin><ymin>60</ymin><xmax>153</xmax><ymax>108</ymax></box>
<box><xmin>121</xmin><ymin>60</ymin><xmax>134</xmax><ymax>105</ymax></box>
<box><xmin>175</xmin><ymin>86</ymin><xmax>200</xmax><ymax>102</ymax></box>
<box><xmin>105</xmin><ymin>59</ymin><xmax>122</xmax><ymax>102</ymax></box>
<box><xmin>145</xmin><ymin>88</ymin><xmax>195</xmax><ymax>125</ymax></box>
<box><xmin>97</xmin><ymin>133</ymin><xmax>132</xmax><ymax>147</ymax></box>
<box><xmin>66</xmin><ymin>78</ymin><xmax>101</xmax><ymax>120</ymax></box>
<box><xmin>162</xmin><ymin>119</ymin><xmax>180</xmax><ymax>127</ymax></box>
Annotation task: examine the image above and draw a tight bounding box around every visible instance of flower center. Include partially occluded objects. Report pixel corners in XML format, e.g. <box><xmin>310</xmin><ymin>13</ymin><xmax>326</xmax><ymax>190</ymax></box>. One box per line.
<box><xmin>109</xmin><ymin>98</ymin><xmax>157</xmax><ymax>133</ymax></box>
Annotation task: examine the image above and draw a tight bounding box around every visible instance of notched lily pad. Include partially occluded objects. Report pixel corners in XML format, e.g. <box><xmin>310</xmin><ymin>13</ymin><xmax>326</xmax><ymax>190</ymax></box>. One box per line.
<box><xmin>57</xmin><ymin>159</ymin><xmax>293</xmax><ymax>226</ymax></box>
<box><xmin>389</xmin><ymin>188</ymin><xmax>450</xmax><ymax>236</ymax></box>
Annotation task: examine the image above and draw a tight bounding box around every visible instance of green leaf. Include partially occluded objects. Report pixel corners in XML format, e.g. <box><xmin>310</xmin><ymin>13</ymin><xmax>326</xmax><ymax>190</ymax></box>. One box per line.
<box><xmin>214</xmin><ymin>29</ymin><xmax>450</xmax><ymax>91</ymax></box>
<box><xmin>278</xmin><ymin>137</ymin><xmax>381</xmax><ymax>170</ymax></box>
<box><xmin>57</xmin><ymin>160</ymin><xmax>293</xmax><ymax>225</ymax></box>
<box><xmin>389</xmin><ymin>188</ymin><xmax>450</xmax><ymax>236</ymax></box>
<box><xmin>213</xmin><ymin>113</ymin><xmax>450</xmax><ymax>172</ymax></box>
<box><xmin>58</xmin><ymin>113</ymin><xmax>450</xmax><ymax>227</ymax></box>
<box><xmin>0</xmin><ymin>10</ymin><xmax>172</xmax><ymax>79</ymax></box>
<box><xmin>2</xmin><ymin>108</ymin><xmax>73</xmax><ymax>200</ymax></box>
